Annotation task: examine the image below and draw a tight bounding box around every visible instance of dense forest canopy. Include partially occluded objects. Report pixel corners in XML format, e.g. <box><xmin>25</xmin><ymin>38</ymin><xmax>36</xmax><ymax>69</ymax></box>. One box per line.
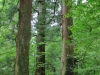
<box><xmin>0</xmin><ymin>0</ymin><xmax>100</xmax><ymax>75</ymax></box>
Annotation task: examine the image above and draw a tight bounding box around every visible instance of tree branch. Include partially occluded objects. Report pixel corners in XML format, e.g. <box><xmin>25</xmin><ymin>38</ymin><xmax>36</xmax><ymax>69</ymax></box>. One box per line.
<box><xmin>46</xmin><ymin>0</ymin><xmax>57</xmax><ymax>24</ymax></box>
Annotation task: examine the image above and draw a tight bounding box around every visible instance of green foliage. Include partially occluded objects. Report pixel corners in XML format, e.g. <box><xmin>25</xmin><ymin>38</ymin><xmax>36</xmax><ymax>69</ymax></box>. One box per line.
<box><xmin>71</xmin><ymin>0</ymin><xmax>100</xmax><ymax>75</ymax></box>
<box><xmin>1</xmin><ymin>0</ymin><xmax>100</xmax><ymax>75</ymax></box>
<box><xmin>46</xmin><ymin>36</ymin><xmax>61</xmax><ymax>74</ymax></box>
<box><xmin>0</xmin><ymin>0</ymin><xmax>18</xmax><ymax>75</ymax></box>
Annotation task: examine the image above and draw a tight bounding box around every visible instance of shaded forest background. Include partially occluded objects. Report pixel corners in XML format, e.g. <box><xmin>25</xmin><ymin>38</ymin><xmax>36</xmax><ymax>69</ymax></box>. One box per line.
<box><xmin>0</xmin><ymin>0</ymin><xmax>100</xmax><ymax>75</ymax></box>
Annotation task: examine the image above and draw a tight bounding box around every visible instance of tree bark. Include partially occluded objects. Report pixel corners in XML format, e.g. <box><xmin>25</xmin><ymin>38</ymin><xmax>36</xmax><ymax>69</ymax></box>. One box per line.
<box><xmin>35</xmin><ymin>0</ymin><xmax>46</xmax><ymax>75</ymax></box>
<box><xmin>61</xmin><ymin>0</ymin><xmax>74</xmax><ymax>75</ymax></box>
<box><xmin>14</xmin><ymin>0</ymin><xmax>32</xmax><ymax>75</ymax></box>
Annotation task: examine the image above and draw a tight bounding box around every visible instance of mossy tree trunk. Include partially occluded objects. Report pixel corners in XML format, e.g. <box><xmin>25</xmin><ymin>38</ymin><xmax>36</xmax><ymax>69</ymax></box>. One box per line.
<box><xmin>61</xmin><ymin>0</ymin><xmax>74</xmax><ymax>75</ymax></box>
<box><xmin>35</xmin><ymin>0</ymin><xmax>46</xmax><ymax>75</ymax></box>
<box><xmin>14</xmin><ymin>0</ymin><xmax>32</xmax><ymax>75</ymax></box>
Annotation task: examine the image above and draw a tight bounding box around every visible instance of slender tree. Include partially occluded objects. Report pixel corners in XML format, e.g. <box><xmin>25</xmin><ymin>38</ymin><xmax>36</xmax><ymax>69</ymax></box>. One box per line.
<box><xmin>35</xmin><ymin>0</ymin><xmax>46</xmax><ymax>75</ymax></box>
<box><xmin>14</xmin><ymin>0</ymin><xmax>32</xmax><ymax>75</ymax></box>
<box><xmin>61</xmin><ymin>0</ymin><xmax>74</xmax><ymax>75</ymax></box>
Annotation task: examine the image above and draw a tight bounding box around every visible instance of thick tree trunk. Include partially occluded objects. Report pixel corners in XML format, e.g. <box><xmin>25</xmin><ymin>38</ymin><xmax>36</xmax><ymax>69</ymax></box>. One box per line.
<box><xmin>35</xmin><ymin>0</ymin><xmax>46</xmax><ymax>75</ymax></box>
<box><xmin>61</xmin><ymin>0</ymin><xmax>74</xmax><ymax>75</ymax></box>
<box><xmin>14</xmin><ymin>0</ymin><xmax>32</xmax><ymax>75</ymax></box>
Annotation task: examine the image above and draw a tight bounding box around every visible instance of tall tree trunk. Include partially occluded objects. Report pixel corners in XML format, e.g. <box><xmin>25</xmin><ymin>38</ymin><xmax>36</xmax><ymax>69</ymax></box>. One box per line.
<box><xmin>61</xmin><ymin>0</ymin><xmax>74</xmax><ymax>75</ymax></box>
<box><xmin>35</xmin><ymin>0</ymin><xmax>46</xmax><ymax>75</ymax></box>
<box><xmin>14</xmin><ymin>0</ymin><xmax>32</xmax><ymax>75</ymax></box>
